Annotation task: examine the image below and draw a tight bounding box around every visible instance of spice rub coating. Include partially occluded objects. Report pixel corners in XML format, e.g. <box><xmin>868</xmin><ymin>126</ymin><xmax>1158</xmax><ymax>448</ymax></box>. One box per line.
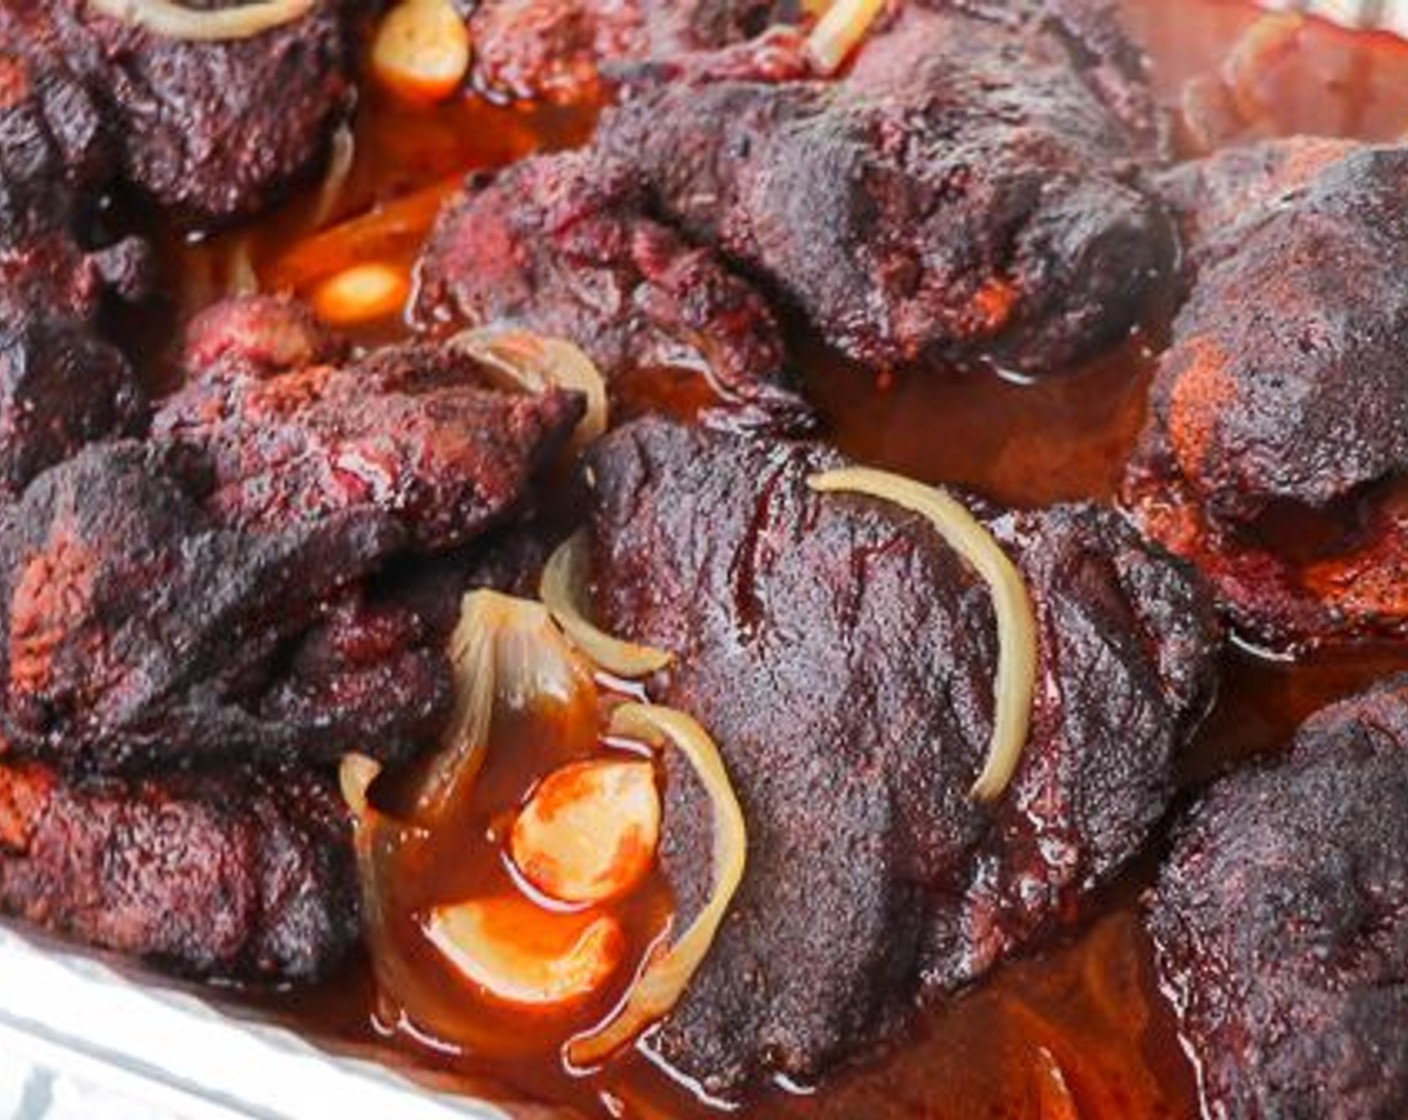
<box><xmin>582</xmin><ymin>418</ymin><xmax>1217</xmax><ymax>1096</ymax></box>
<box><xmin>591</xmin><ymin>0</ymin><xmax>1167</xmax><ymax>376</ymax></box>
<box><xmin>156</xmin><ymin>296</ymin><xmax>586</xmax><ymax>550</ymax></box>
<box><xmin>1149</xmin><ymin>681</ymin><xmax>1408</xmax><ymax>1120</ymax></box>
<box><xmin>1127</xmin><ymin>142</ymin><xmax>1408</xmax><ymax>649</ymax></box>
<box><xmin>0</xmin><ymin>0</ymin><xmax>361</xmax><ymax>225</ymax></box>
<box><xmin>416</xmin><ymin>152</ymin><xmax>812</xmax><ymax>431</ymax></box>
<box><xmin>0</xmin><ymin>758</ymin><xmax>358</xmax><ymax>981</ymax></box>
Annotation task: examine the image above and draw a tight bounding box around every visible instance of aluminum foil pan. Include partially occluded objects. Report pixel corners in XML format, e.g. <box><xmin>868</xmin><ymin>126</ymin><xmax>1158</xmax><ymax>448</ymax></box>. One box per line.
<box><xmin>0</xmin><ymin>923</ymin><xmax>518</xmax><ymax>1120</ymax></box>
<box><xmin>1261</xmin><ymin>0</ymin><xmax>1408</xmax><ymax>35</ymax></box>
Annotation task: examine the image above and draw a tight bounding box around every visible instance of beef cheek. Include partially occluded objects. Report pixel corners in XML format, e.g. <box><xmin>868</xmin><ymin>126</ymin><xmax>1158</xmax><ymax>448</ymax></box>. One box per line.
<box><xmin>0</xmin><ymin>0</ymin><xmax>360</xmax><ymax>226</ymax></box>
<box><xmin>590</xmin><ymin>0</ymin><xmax>1168</xmax><ymax>376</ymax></box>
<box><xmin>581</xmin><ymin>417</ymin><xmax>1218</xmax><ymax>1096</ymax></box>
<box><xmin>155</xmin><ymin>296</ymin><xmax>587</xmax><ymax>551</ymax></box>
<box><xmin>0</xmin><ymin>757</ymin><xmax>358</xmax><ymax>982</ymax></box>
<box><xmin>1125</xmin><ymin>141</ymin><xmax>1408</xmax><ymax>649</ymax></box>
<box><xmin>416</xmin><ymin>152</ymin><xmax>813</xmax><ymax>432</ymax></box>
<box><xmin>0</xmin><ymin>48</ymin><xmax>147</xmax><ymax>498</ymax></box>
<box><xmin>0</xmin><ymin>440</ymin><xmax>406</xmax><ymax>774</ymax></box>
<box><xmin>1148</xmin><ymin>680</ymin><xmax>1408</xmax><ymax>1120</ymax></box>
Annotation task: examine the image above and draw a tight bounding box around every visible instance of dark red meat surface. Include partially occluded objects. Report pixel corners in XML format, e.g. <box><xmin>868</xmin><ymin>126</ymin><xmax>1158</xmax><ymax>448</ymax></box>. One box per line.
<box><xmin>1149</xmin><ymin>681</ymin><xmax>1408</xmax><ymax>1119</ymax></box>
<box><xmin>0</xmin><ymin>758</ymin><xmax>358</xmax><ymax>981</ymax></box>
<box><xmin>589</xmin><ymin>0</ymin><xmax>1168</xmax><ymax>376</ymax></box>
<box><xmin>156</xmin><ymin>296</ymin><xmax>587</xmax><ymax>550</ymax></box>
<box><xmin>469</xmin><ymin>0</ymin><xmax>798</xmax><ymax>103</ymax></box>
<box><xmin>0</xmin><ymin>48</ymin><xmax>146</xmax><ymax>498</ymax></box>
<box><xmin>1126</xmin><ymin>141</ymin><xmax>1408</xmax><ymax>649</ymax></box>
<box><xmin>0</xmin><ymin>0</ymin><xmax>361</xmax><ymax>226</ymax></box>
<box><xmin>582</xmin><ymin>418</ymin><xmax>1218</xmax><ymax>1096</ymax></box>
<box><xmin>416</xmin><ymin>152</ymin><xmax>812</xmax><ymax>430</ymax></box>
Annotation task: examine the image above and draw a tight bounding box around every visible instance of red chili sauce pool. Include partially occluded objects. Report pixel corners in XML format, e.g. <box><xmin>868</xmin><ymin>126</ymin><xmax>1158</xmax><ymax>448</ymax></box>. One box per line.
<box><xmin>161</xmin><ymin>3</ymin><xmax>1408</xmax><ymax>1117</ymax></box>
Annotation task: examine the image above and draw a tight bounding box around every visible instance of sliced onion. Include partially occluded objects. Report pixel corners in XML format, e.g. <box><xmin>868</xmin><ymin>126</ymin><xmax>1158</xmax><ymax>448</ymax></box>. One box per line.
<box><xmin>452</xmin><ymin>328</ymin><xmax>608</xmax><ymax>455</ymax></box>
<box><xmin>309</xmin><ymin>124</ymin><xmax>357</xmax><ymax>231</ymax></box>
<box><xmin>540</xmin><ymin>532</ymin><xmax>673</xmax><ymax>679</ymax></box>
<box><xmin>225</xmin><ymin>237</ymin><xmax>259</xmax><ymax>297</ymax></box>
<box><xmin>414</xmin><ymin>590</ymin><xmax>597</xmax><ymax>826</ymax></box>
<box><xmin>89</xmin><ymin>0</ymin><xmax>316</xmax><ymax>41</ymax></box>
<box><xmin>804</xmin><ymin>0</ymin><xmax>887</xmax><ymax>75</ymax></box>
<box><xmin>1031</xmin><ymin>1047</ymin><xmax>1080</xmax><ymax>1120</ymax></box>
<box><xmin>566</xmin><ymin>703</ymin><xmax>747</xmax><ymax>1069</ymax></box>
<box><xmin>808</xmin><ymin>467</ymin><xmax>1037</xmax><ymax>803</ymax></box>
<box><xmin>341</xmin><ymin>754</ymin><xmax>523</xmax><ymax>1053</ymax></box>
<box><xmin>339</xmin><ymin>752</ymin><xmax>382</xmax><ymax>819</ymax></box>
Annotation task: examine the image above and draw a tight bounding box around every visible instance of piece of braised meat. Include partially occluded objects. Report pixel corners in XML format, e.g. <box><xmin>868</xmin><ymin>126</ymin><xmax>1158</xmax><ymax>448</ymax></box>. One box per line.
<box><xmin>469</xmin><ymin>0</ymin><xmax>798</xmax><ymax>103</ymax></box>
<box><xmin>0</xmin><ymin>48</ymin><xmax>147</xmax><ymax>498</ymax></box>
<box><xmin>0</xmin><ymin>0</ymin><xmax>359</xmax><ymax>226</ymax></box>
<box><xmin>587</xmin><ymin>0</ymin><xmax>1168</xmax><ymax>376</ymax></box>
<box><xmin>0</xmin><ymin>758</ymin><xmax>358</xmax><ymax>981</ymax></box>
<box><xmin>259</xmin><ymin>566</ymin><xmax>464</xmax><ymax>763</ymax></box>
<box><xmin>1155</xmin><ymin>135</ymin><xmax>1356</xmax><ymax>257</ymax></box>
<box><xmin>1125</xmin><ymin>141</ymin><xmax>1408</xmax><ymax>650</ymax></box>
<box><xmin>155</xmin><ymin>296</ymin><xmax>586</xmax><ymax>549</ymax></box>
<box><xmin>1148</xmin><ymin>681</ymin><xmax>1408</xmax><ymax>1120</ymax></box>
<box><xmin>417</xmin><ymin>154</ymin><xmax>811</xmax><ymax>431</ymax></box>
<box><xmin>0</xmin><ymin>440</ymin><xmax>414</xmax><ymax>774</ymax></box>
<box><xmin>580</xmin><ymin>418</ymin><xmax>1218</xmax><ymax>1096</ymax></box>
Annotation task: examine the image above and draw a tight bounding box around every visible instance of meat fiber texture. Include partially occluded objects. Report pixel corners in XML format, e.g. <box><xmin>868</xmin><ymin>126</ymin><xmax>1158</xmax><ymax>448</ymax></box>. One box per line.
<box><xmin>582</xmin><ymin>418</ymin><xmax>1219</xmax><ymax>1097</ymax></box>
<box><xmin>0</xmin><ymin>296</ymin><xmax>582</xmax><ymax>777</ymax></box>
<box><xmin>420</xmin><ymin>0</ymin><xmax>1168</xmax><ymax>421</ymax></box>
<box><xmin>0</xmin><ymin>440</ymin><xmax>404</xmax><ymax>775</ymax></box>
<box><xmin>0</xmin><ymin>758</ymin><xmax>359</xmax><ymax>982</ymax></box>
<box><xmin>1148</xmin><ymin>680</ymin><xmax>1408</xmax><ymax>1120</ymax></box>
<box><xmin>0</xmin><ymin>0</ymin><xmax>360</xmax><ymax>227</ymax></box>
<box><xmin>0</xmin><ymin>298</ymin><xmax>584</xmax><ymax>982</ymax></box>
<box><xmin>155</xmin><ymin>296</ymin><xmax>587</xmax><ymax>550</ymax></box>
<box><xmin>469</xmin><ymin>0</ymin><xmax>799</xmax><ymax>103</ymax></box>
<box><xmin>0</xmin><ymin>0</ymin><xmax>364</xmax><ymax>495</ymax></box>
<box><xmin>0</xmin><ymin>48</ymin><xmax>147</xmax><ymax>499</ymax></box>
<box><xmin>0</xmin><ymin>6</ymin><xmax>385</xmax><ymax>980</ymax></box>
<box><xmin>1125</xmin><ymin>141</ymin><xmax>1408</xmax><ymax>649</ymax></box>
<box><xmin>591</xmin><ymin>0</ymin><xmax>1169</xmax><ymax>376</ymax></box>
<box><xmin>416</xmin><ymin>150</ymin><xmax>815</xmax><ymax>433</ymax></box>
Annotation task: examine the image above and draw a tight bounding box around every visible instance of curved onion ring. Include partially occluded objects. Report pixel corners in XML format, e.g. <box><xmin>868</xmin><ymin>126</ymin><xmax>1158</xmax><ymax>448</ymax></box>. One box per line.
<box><xmin>808</xmin><ymin>467</ymin><xmax>1038</xmax><ymax>803</ymax></box>
<box><xmin>566</xmin><ymin>703</ymin><xmax>747</xmax><ymax>1069</ymax></box>
<box><xmin>341</xmin><ymin>755</ymin><xmax>529</xmax><ymax>1054</ymax></box>
<box><xmin>89</xmin><ymin>0</ymin><xmax>316</xmax><ymax>41</ymax></box>
<box><xmin>452</xmin><ymin>327</ymin><xmax>608</xmax><ymax>455</ymax></box>
<box><xmin>540</xmin><ymin>532</ymin><xmax>673</xmax><ymax>679</ymax></box>
<box><xmin>804</xmin><ymin>0</ymin><xmax>887</xmax><ymax>74</ymax></box>
<box><xmin>414</xmin><ymin>589</ymin><xmax>596</xmax><ymax>826</ymax></box>
<box><xmin>309</xmin><ymin>124</ymin><xmax>357</xmax><ymax>231</ymax></box>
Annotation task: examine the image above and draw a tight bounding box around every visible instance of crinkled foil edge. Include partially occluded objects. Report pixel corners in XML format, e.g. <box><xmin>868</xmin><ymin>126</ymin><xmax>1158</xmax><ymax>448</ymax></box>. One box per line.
<box><xmin>0</xmin><ymin>923</ymin><xmax>532</xmax><ymax>1119</ymax></box>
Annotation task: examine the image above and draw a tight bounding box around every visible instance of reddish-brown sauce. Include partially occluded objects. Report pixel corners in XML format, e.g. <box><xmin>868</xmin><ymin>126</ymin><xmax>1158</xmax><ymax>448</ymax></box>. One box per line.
<box><xmin>178</xmin><ymin>3</ymin><xmax>1408</xmax><ymax>1117</ymax></box>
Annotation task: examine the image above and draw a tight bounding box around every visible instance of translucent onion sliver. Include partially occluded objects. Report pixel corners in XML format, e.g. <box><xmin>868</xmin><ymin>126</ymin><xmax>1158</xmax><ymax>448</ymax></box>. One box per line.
<box><xmin>540</xmin><ymin>531</ymin><xmax>673</xmax><ymax>679</ymax></box>
<box><xmin>414</xmin><ymin>590</ymin><xmax>596</xmax><ymax>826</ymax></box>
<box><xmin>808</xmin><ymin>467</ymin><xmax>1038</xmax><ymax>803</ymax></box>
<box><xmin>452</xmin><ymin>327</ymin><xmax>608</xmax><ymax>455</ymax></box>
<box><xmin>804</xmin><ymin>0</ymin><xmax>887</xmax><ymax>74</ymax></box>
<box><xmin>89</xmin><ymin>0</ymin><xmax>316</xmax><ymax>40</ymax></box>
<box><xmin>566</xmin><ymin>703</ymin><xmax>747</xmax><ymax>1068</ymax></box>
<box><xmin>340</xmin><ymin>755</ymin><xmax>519</xmax><ymax>1054</ymax></box>
<box><xmin>309</xmin><ymin>124</ymin><xmax>357</xmax><ymax>231</ymax></box>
